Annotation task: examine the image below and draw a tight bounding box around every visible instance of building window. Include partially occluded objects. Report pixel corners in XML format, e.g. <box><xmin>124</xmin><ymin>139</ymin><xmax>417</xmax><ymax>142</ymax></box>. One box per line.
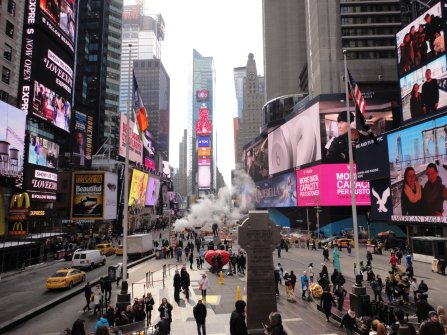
<box><xmin>5</xmin><ymin>21</ymin><xmax>14</xmax><ymax>38</ymax></box>
<box><xmin>4</xmin><ymin>43</ymin><xmax>12</xmax><ymax>61</ymax></box>
<box><xmin>7</xmin><ymin>0</ymin><xmax>16</xmax><ymax>16</ymax></box>
<box><xmin>2</xmin><ymin>66</ymin><xmax>11</xmax><ymax>84</ymax></box>
<box><xmin>0</xmin><ymin>90</ymin><xmax>9</xmax><ymax>102</ymax></box>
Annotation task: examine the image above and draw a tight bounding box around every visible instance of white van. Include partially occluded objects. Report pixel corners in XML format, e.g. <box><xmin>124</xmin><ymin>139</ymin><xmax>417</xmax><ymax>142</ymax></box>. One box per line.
<box><xmin>71</xmin><ymin>250</ymin><xmax>106</xmax><ymax>270</ymax></box>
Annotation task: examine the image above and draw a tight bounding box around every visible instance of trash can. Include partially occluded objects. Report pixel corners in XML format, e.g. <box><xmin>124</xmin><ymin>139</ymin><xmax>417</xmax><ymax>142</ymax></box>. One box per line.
<box><xmin>432</xmin><ymin>259</ymin><xmax>440</xmax><ymax>273</ymax></box>
<box><xmin>108</xmin><ymin>265</ymin><xmax>118</xmax><ymax>281</ymax></box>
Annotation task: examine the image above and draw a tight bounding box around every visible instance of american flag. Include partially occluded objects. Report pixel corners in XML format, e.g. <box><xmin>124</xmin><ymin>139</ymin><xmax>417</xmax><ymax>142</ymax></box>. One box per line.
<box><xmin>347</xmin><ymin>69</ymin><xmax>366</xmax><ymax>115</ymax></box>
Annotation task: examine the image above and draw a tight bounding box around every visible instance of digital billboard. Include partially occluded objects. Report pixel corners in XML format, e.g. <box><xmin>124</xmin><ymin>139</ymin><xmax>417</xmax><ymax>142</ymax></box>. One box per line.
<box><xmin>142</xmin><ymin>130</ymin><xmax>156</xmax><ymax>171</ymax></box>
<box><xmin>71</xmin><ymin>172</ymin><xmax>104</xmax><ymax>219</ymax></box>
<box><xmin>72</xmin><ymin>111</ymin><xmax>93</xmax><ymax>167</ymax></box>
<box><xmin>145</xmin><ymin>176</ymin><xmax>161</xmax><ymax>206</ymax></box>
<box><xmin>198</xmin><ymin>137</ymin><xmax>210</xmax><ymax>147</ymax></box>
<box><xmin>160</xmin><ymin>182</ymin><xmax>170</xmax><ymax>208</ymax></box>
<box><xmin>196</xmin><ymin>90</ymin><xmax>209</xmax><ymax>102</ymax></box>
<box><xmin>396</xmin><ymin>1</ymin><xmax>444</xmax><ymax>78</ymax></box>
<box><xmin>28</xmin><ymin>133</ymin><xmax>59</xmax><ymax>169</ymax></box>
<box><xmin>198</xmin><ymin>147</ymin><xmax>211</xmax><ymax>157</ymax></box>
<box><xmin>198</xmin><ymin>165</ymin><xmax>211</xmax><ymax>189</ymax></box>
<box><xmin>25</xmin><ymin>166</ymin><xmax>58</xmax><ymax>202</ymax></box>
<box><xmin>268</xmin><ymin>102</ymin><xmax>321</xmax><ymax>174</ymax></box>
<box><xmin>255</xmin><ymin>171</ymin><xmax>297</xmax><ymax>208</ymax></box>
<box><xmin>387</xmin><ymin>113</ymin><xmax>447</xmax><ymax>222</ymax></box>
<box><xmin>198</xmin><ymin>158</ymin><xmax>211</xmax><ymax>166</ymax></box>
<box><xmin>119</xmin><ymin>114</ymin><xmax>143</xmax><ymax>164</ymax></box>
<box><xmin>159</xmin><ymin>109</ymin><xmax>170</xmax><ymax>155</ymax></box>
<box><xmin>18</xmin><ymin>28</ymin><xmax>73</xmax><ymax>132</ymax></box>
<box><xmin>196</xmin><ymin>106</ymin><xmax>212</xmax><ymax>136</ymax></box>
<box><xmin>244</xmin><ymin>137</ymin><xmax>268</xmax><ymax>182</ymax></box>
<box><xmin>103</xmin><ymin>172</ymin><xmax>118</xmax><ymax>220</ymax></box>
<box><xmin>0</xmin><ymin>101</ymin><xmax>26</xmax><ymax>176</ymax></box>
<box><xmin>128</xmin><ymin>169</ymin><xmax>148</xmax><ymax>206</ymax></box>
<box><xmin>296</xmin><ymin>164</ymin><xmax>370</xmax><ymax>207</ymax></box>
<box><xmin>355</xmin><ymin>135</ymin><xmax>390</xmax><ymax>181</ymax></box>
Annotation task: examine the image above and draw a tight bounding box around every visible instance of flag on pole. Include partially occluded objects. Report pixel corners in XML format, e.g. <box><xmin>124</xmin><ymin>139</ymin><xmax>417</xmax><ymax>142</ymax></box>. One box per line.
<box><xmin>132</xmin><ymin>72</ymin><xmax>149</xmax><ymax>133</ymax></box>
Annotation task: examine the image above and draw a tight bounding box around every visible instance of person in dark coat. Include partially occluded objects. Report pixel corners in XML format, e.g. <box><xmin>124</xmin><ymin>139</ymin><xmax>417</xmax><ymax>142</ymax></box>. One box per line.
<box><xmin>416</xmin><ymin>293</ymin><xmax>434</xmax><ymax>323</ymax></box>
<box><xmin>83</xmin><ymin>282</ymin><xmax>92</xmax><ymax>312</ymax></box>
<box><xmin>155</xmin><ymin>318</ymin><xmax>171</xmax><ymax>335</ymax></box>
<box><xmin>144</xmin><ymin>292</ymin><xmax>155</xmax><ymax>326</ymax></box>
<box><xmin>193</xmin><ymin>299</ymin><xmax>207</xmax><ymax>335</ymax></box>
<box><xmin>173</xmin><ymin>270</ymin><xmax>182</xmax><ymax>302</ymax></box>
<box><xmin>134</xmin><ymin>304</ymin><xmax>146</xmax><ymax>322</ymax></box>
<box><xmin>181</xmin><ymin>267</ymin><xmax>191</xmax><ymax>299</ymax></box>
<box><xmin>106</xmin><ymin>305</ymin><xmax>115</xmax><ymax>327</ymax></box>
<box><xmin>230</xmin><ymin>300</ymin><xmax>248</xmax><ymax>335</ymax></box>
<box><xmin>419</xmin><ymin>310</ymin><xmax>445</xmax><ymax>335</ymax></box>
<box><xmin>340</xmin><ymin>309</ymin><xmax>358</xmax><ymax>334</ymax></box>
<box><xmin>71</xmin><ymin>319</ymin><xmax>86</xmax><ymax>335</ymax></box>
<box><xmin>320</xmin><ymin>288</ymin><xmax>335</xmax><ymax>322</ymax></box>
<box><xmin>334</xmin><ymin>285</ymin><xmax>347</xmax><ymax>311</ymax></box>
<box><xmin>103</xmin><ymin>276</ymin><xmax>112</xmax><ymax>302</ymax></box>
<box><xmin>266</xmin><ymin>312</ymin><xmax>284</xmax><ymax>335</ymax></box>
<box><xmin>289</xmin><ymin>270</ymin><xmax>297</xmax><ymax>291</ymax></box>
<box><xmin>158</xmin><ymin>297</ymin><xmax>173</xmax><ymax>323</ymax></box>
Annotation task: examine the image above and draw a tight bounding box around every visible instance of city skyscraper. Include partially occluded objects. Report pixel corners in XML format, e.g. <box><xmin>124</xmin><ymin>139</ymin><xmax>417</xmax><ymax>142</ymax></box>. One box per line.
<box><xmin>233</xmin><ymin>66</ymin><xmax>246</xmax><ymax>118</ymax></box>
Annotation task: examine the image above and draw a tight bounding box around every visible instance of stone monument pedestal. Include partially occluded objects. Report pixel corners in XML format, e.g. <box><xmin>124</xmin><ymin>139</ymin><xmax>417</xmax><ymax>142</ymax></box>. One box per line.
<box><xmin>349</xmin><ymin>284</ymin><xmax>370</xmax><ymax>317</ymax></box>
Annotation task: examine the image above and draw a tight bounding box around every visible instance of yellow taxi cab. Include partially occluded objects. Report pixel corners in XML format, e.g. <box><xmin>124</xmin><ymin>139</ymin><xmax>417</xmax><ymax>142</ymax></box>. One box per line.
<box><xmin>115</xmin><ymin>245</ymin><xmax>123</xmax><ymax>256</ymax></box>
<box><xmin>336</xmin><ymin>238</ymin><xmax>354</xmax><ymax>248</ymax></box>
<box><xmin>45</xmin><ymin>268</ymin><xmax>86</xmax><ymax>289</ymax></box>
<box><xmin>96</xmin><ymin>243</ymin><xmax>115</xmax><ymax>256</ymax></box>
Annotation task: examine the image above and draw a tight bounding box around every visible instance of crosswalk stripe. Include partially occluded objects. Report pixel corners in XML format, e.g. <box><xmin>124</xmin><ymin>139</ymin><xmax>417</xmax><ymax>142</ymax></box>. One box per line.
<box><xmin>283</xmin><ymin>317</ymin><xmax>303</xmax><ymax>322</ymax></box>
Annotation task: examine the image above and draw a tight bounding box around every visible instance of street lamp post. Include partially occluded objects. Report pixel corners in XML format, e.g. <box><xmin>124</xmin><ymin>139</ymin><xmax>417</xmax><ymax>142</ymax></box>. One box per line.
<box><xmin>117</xmin><ymin>44</ymin><xmax>132</xmax><ymax>309</ymax></box>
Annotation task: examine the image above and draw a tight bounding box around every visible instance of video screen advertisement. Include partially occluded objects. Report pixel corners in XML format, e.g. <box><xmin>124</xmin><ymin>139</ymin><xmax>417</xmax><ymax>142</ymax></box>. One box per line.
<box><xmin>25</xmin><ymin>166</ymin><xmax>57</xmax><ymax>202</ymax></box>
<box><xmin>244</xmin><ymin>137</ymin><xmax>268</xmax><ymax>182</ymax></box>
<box><xmin>198</xmin><ymin>137</ymin><xmax>210</xmax><ymax>147</ymax></box>
<box><xmin>72</xmin><ymin>111</ymin><xmax>93</xmax><ymax>167</ymax></box>
<box><xmin>23</xmin><ymin>0</ymin><xmax>77</xmax><ymax>55</ymax></box>
<box><xmin>255</xmin><ymin>171</ymin><xmax>297</xmax><ymax>208</ymax></box>
<box><xmin>0</xmin><ymin>102</ymin><xmax>27</xmax><ymax>176</ymax></box>
<box><xmin>355</xmin><ymin>135</ymin><xmax>390</xmax><ymax>181</ymax></box>
<box><xmin>196</xmin><ymin>90</ymin><xmax>209</xmax><ymax>102</ymax></box>
<box><xmin>142</xmin><ymin>130</ymin><xmax>156</xmax><ymax>171</ymax></box>
<box><xmin>71</xmin><ymin>172</ymin><xmax>117</xmax><ymax>220</ymax></box>
<box><xmin>198</xmin><ymin>158</ymin><xmax>211</xmax><ymax>166</ymax></box>
<box><xmin>296</xmin><ymin>164</ymin><xmax>370</xmax><ymax>207</ymax></box>
<box><xmin>145</xmin><ymin>176</ymin><xmax>161</xmax><ymax>206</ymax></box>
<box><xmin>320</xmin><ymin>93</ymin><xmax>395</xmax><ymax>164</ymax></box>
<box><xmin>387</xmin><ymin>113</ymin><xmax>447</xmax><ymax>222</ymax></box>
<box><xmin>268</xmin><ymin>102</ymin><xmax>321</xmax><ymax>175</ymax></box>
<box><xmin>196</xmin><ymin>107</ymin><xmax>212</xmax><ymax>136</ymax></box>
<box><xmin>396</xmin><ymin>1</ymin><xmax>447</xmax><ymax>123</ymax></box>
<box><xmin>128</xmin><ymin>169</ymin><xmax>148</xmax><ymax>206</ymax></box>
<box><xmin>198</xmin><ymin>165</ymin><xmax>211</xmax><ymax>189</ymax></box>
<box><xmin>119</xmin><ymin>114</ymin><xmax>143</xmax><ymax>164</ymax></box>
<box><xmin>18</xmin><ymin>29</ymin><xmax>73</xmax><ymax>132</ymax></box>
<box><xmin>28</xmin><ymin>133</ymin><xmax>59</xmax><ymax>169</ymax></box>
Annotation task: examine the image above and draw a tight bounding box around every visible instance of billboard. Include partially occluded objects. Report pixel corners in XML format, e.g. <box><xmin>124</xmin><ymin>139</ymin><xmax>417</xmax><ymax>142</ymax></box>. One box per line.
<box><xmin>145</xmin><ymin>176</ymin><xmax>161</xmax><ymax>206</ymax></box>
<box><xmin>196</xmin><ymin>90</ymin><xmax>209</xmax><ymax>102</ymax></box>
<box><xmin>198</xmin><ymin>147</ymin><xmax>211</xmax><ymax>157</ymax></box>
<box><xmin>198</xmin><ymin>165</ymin><xmax>211</xmax><ymax>189</ymax></box>
<box><xmin>72</xmin><ymin>111</ymin><xmax>93</xmax><ymax>167</ymax></box>
<box><xmin>196</xmin><ymin>106</ymin><xmax>212</xmax><ymax>136</ymax></box>
<box><xmin>0</xmin><ymin>101</ymin><xmax>26</xmax><ymax>176</ymax></box>
<box><xmin>268</xmin><ymin>102</ymin><xmax>321</xmax><ymax>175</ymax></box>
<box><xmin>387</xmin><ymin>113</ymin><xmax>447</xmax><ymax>222</ymax></box>
<box><xmin>28</xmin><ymin>133</ymin><xmax>59</xmax><ymax>169</ymax></box>
<box><xmin>355</xmin><ymin>135</ymin><xmax>390</xmax><ymax>181</ymax></box>
<box><xmin>396</xmin><ymin>1</ymin><xmax>444</xmax><ymax>78</ymax></box>
<box><xmin>198</xmin><ymin>158</ymin><xmax>211</xmax><ymax>166</ymax></box>
<box><xmin>198</xmin><ymin>137</ymin><xmax>210</xmax><ymax>147</ymax></box>
<box><xmin>71</xmin><ymin>172</ymin><xmax>104</xmax><ymax>219</ymax></box>
<box><xmin>142</xmin><ymin>130</ymin><xmax>156</xmax><ymax>171</ymax></box>
<box><xmin>255</xmin><ymin>171</ymin><xmax>297</xmax><ymax>208</ymax></box>
<box><xmin>159</xmin><ymin>109</ymin><xmax>169</xmax><ymax>155</ymax></box>
<box><xmin>245</xmin><ymin>137</ymin><xmax>268</xmax><ymax>182</ymax></box>
<box><xmin>25</xmin><ymin>166</ymin><xmax>58</xmax><ymax>202</ymax></box>
<box><xmin>18</xmin><ymin>28</ymin><xmax>73</xmax><ymax>132</ymax></box>
<box><xmin>119</xmin><ymin>114</ymin><xmax>143</xmax><ymax>164</ymax></box>
<box><xmin>128</xmin><ymin>169</ymin><xmax>148</xmax><ymax>206</ymax></box>
<box><xmin>103</xmin><ymin>172</ymin><xmax>118</xmax><ymax>220</ymax></box>
<box><xmin>296</xmin><ymin>164</ymin><xmax>370</xmax><ymax>207</ymax></box>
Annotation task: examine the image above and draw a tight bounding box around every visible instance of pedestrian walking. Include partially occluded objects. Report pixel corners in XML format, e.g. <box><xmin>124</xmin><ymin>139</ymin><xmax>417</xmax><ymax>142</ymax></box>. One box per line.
<box><xmin>320</xmin><ymin>287</ymin><xmax>336</xmax><ymax>321</ymax></box>
<box><xmin>290</xmin><ymin>270</ymin><xmax>297</xmax><ymax>291</ymax></box>
<box><xmin>144</xmin><ymin>292</ymin><xmax>154</xmax><ymax>326</ymax></box>
<box><xmin>419</xmin><ymin>310</ymin><xmax>444</xmax><ymax>335</ymax></box>
<box><xmin>308</xmin><ymin>263</ymin><xmax>314</xmax><ymax>283</ymax></box>
<box><xmin>385</xmin><ymin>276</ymin><xmax>393</xmax><ymax>302</ymax></box>
<box><xmin>230</xmin><ymin>300</ymin><xmax>248</xmax><ymax>335</ymax></box>
<box><xmin>189</xmin><ymin>252</ymin><xmax>194</xmax><ymax>270</ymax></box>
<box><xmin>346</xmin><ymin>244</ymin><xmax>352</xmax><ymax>256</ymax></box>
<box><xmin>158</xmin><ymin>297</ymin><xmax>173</xmax><ymax>323</ymax></box>
<box><xmin>264</xmin><ymin>312</ymin><xmax>285</xmax><ymax>335</ymax></box>
<box><xmin>181</xmin><ymin>266</ymin><xmax>191</xmax><ymax>300</ymax></box>
<box><xmin>83</xmin><ymin>282</ymin><xmax>92</xmax><ymax>312</ymax></box>
<box><xmin>173</xmin><ymin>269</ymin><xmax>182</xmax><ymax>303</ymax></box>
<box><xmin>323</xmin><ymin>246</ymin><xmax>329</xmax><ymax>262</ymax></box>
<box><xmin>71</xmin><ymin>319</ymin><xmax>86</xmax><ymax>335</ymax></box>
<box><xmin>277</xmin><ymin>245</ymin><xmax>282</xmax><ymax>258</ymax></box>
<box><xmin>193</xmin><ymin>299</ymin><xmax>207</xmax><ymax>335</ymax></box>
<box><xmin>389</xmin><ymin>309</ymin><xmax>416</xmax><ymax>335</ymax></box>
<box><xmin>103</xmin><ymin>276</ymin><xmax>112</xmax><ymax>302</ymax></box>
<box><xmin>340</xmin><ymin>309</ymin><xmax>358</xmax><ymax>335</ymax></box>
<box><xmin>301</xmin><ymin>271</ymin><xmax>309</xmax><ymax>299</ymax></box>
<box><xmin>95</xmin><ymin>314</ymin><xmax>110</xmax><ymax>331</ymax></box>
<box><xmin>92</xmin><ymin>284</ymin><xmax>103</xmax><ymax>315</ymax></box>
<box><xmin>371</xmin><ymin>275</ymin><xmax>383</xmax><ymax>302</ymax></box>
<box><xmin>199</xmin><ymin>273</ymin><xmax>210</xmax><ymax>301</ymax></box>
<box><xmin>334</xmin><ymin>285</ymin><xmax>347</xmax><ymax>311</ymax></box>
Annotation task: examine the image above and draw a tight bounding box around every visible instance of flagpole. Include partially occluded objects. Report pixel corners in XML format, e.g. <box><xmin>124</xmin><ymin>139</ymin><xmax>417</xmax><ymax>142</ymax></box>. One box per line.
<box><xmin>343</xmin><ymin>49</ymin><xmax>361</xmax><ymax>280</ymax></box>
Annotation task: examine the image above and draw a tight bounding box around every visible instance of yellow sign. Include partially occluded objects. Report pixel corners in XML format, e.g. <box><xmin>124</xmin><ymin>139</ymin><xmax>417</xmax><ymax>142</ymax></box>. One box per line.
<box><xmin>29</xmin><ymin>210</ymin><xmax>45</xmax><ymax>216</ymax></box>
<box><xmin>128</xmin><ymin>170</ymin><xmax>148</xmax><ymax>206</ymax></box>
<box><xmin>8</xmin><ymin>192</ymin><xmax>30</xmax><ymax>236</ymax></box>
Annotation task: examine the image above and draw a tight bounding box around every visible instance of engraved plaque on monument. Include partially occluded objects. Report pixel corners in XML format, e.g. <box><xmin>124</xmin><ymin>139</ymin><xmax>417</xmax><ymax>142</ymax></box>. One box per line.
<box><xmin>238</xmin><ymin>210</ymin><xmax>281</xmax><ymax>333</ymax></box>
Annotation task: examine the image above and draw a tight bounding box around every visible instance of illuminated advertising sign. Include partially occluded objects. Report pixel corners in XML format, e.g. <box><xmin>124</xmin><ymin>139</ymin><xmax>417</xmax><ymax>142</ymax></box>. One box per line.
<box><xmin>395</xmin><ymin>1</ymin><xmax>447</xmax><ymax>123</ymax></box>
<box><xmin>196</xmin><ymin>90</ymin><xmax>209</xmax><ymax>102</ymax></box>
<box><xmin>23</xmin><ymin>0</ymin><xmax>77</xmax><ymax>54</ymax></box>
<box><xmin>123</xmin><ymin>5</ymin><xmax>141</xmax><ymax>23</ymax></box>
<box><xmin>198</xmin><ymin>165</ymin><xmax>211</xmax><ymax>189</ymax></box>
<box><xmin>387</xmin><ymin>113</ymin><xmax>447</xmax><ymax>222</ymax></box>
<box><xmin>296</xmin><ymin>164</ymin><xmax>370</xmax><ymax>207</ymax></box>
<box><xmin>0</xmin><ymin>101</ymin><xmax>26</xmax><ymax>177</ymax></box>
<box><xmin>198</xmin><ymin>158</ymin><xmax>211</xmax><ymax>166</ymax></box>
<box><xmin>198</xmin><ymin>147</ymin><xmax>211</xmax><ymax>157</ymax></box>
<box><xmin>245</xmin><ymin>137</ymin><xmax>268</xmax><ymax>182</ymax></box>
<box><xmin>142</xmin><ymin>130</ymin><xmax>156</xmax><ymax>170</ymax></box>
<box><xmin>28</xmin><ymin>133</ymin><xmax>59</xmax><ymax>169</ymax></box>
<box><xmin>255</xmin><ymin>171</ymin><xmax>296</xmax><ymax>208</ymax></box>
<box><xmin>72</xmin><ymin>111</ymin><xmax>93</xmax><ymax>167</ymax></box>
<box><xmin>8</xmin><ymin>193</ymin><xmax>30</xmax><ymax>236</ymax></box>
<box><xmin>18</xmin><ymin>28</ymin><xmax>73</xmax><ymax>132</ymax></box>
<box><xmin>71</xmin><ymin>172</ymin><xmax>105</xmax><ymax>219</ymax></box>
<box><xmin>119</xmin><ymin>114</ymin><xmax>143</xmax><ymax>164</ymax></box>
<box><xmin>128</xmin><ymin>170</ymin><xmax>148</xmax><ymax>206</ymax></box>
<box><xmin>145</xmin><ymin>176</ymin><xmax>161</xmax><ymax>206</ymax></box>
<box><xmin>196</xmin><ymin>106</ymin><xmax>212</xmax><ymax>136</ymax></box>
<box><xmin>25</xmin><ymin>166</ymin><xmax>58</xmax><ymax>202</ymax></box>
<box><xmin>355</xmin><ymin>135</ymin><xmax>390</xmax><ymax>181</ymax></box>
<box><xmin>268</xmin><ymin>102</ymin><xmax>321</xmax><ymax>175</ymax></box>
<box><xmin>104</xmin><ymin>172</ymin><xmax>118</xmax><ymax>220</ymax></box>
<box><xmin>159</xmin><ymin>109</ymin><xmax>169</xmax><ymax>155</ymax></box>
<box><xmin>198</xmin><ymin>137</ymin><xmax>210</xmax><ymax>147</ymax></box>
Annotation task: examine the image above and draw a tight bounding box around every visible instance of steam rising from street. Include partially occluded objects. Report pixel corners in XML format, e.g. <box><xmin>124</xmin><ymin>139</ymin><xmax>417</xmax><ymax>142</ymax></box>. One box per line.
<box><xmin>173</xmin><ymin>169</ymin><xmax>256</xmax><ymax>231</ymax></box>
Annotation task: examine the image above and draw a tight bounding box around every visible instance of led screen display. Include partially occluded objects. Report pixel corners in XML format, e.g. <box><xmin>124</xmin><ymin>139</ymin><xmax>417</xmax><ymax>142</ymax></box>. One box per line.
<box><xmin>198</xmin><ymin>165</ymin><xmax>211</xmax><ymax>189</ymax></box>
<box><xmin>71</xmin><ymin>172</ymin><xmax>104</xmax><ymax>219</ymax></box>
<box><xmin>119</xmin><ymin>114</ymin><xmax>143</xmax><ymax>164</ymax></box>
<box><xmin>72</xmin><ymin>110</ymin><xmax>93</xmax><ymax>167</ymax></box>
<box><xmin>198</xmin><ymin>137</ymin><xmax>210</xmax><ymax>147</ymax></box>
<box><xmin>255</xmin><ymin>171</ymin><xmax>297</xmax><ymax>208</ymax></box>
<box><xmin>25</xmin><ymin>165</ymin><xmax>58</xmax><ymax>202</ymax></box>
<box><xmin>244</xmin><ymin>137</ymin><xmax>268</xmax><ymax>182</ymax></box>
<box><xmin>28</xmin><ymin>133</ymin><xmax>59</xmax><ymax>169</ymax></box>
<box><xmin>128</xmin><ymin>169</ymin><xmax>148</xmax><ymax>206</ymax></box>
<box><xmin>145</xmin><ymin>176</ymin><xmax>161</xmax><ymax>206</ymax></box>
<box><xmin>198</xmin><ymin>147</ymin><xmax>211</xmax><ymax>157</ymax></box>
<box><xmin>196</xmin><ymin>90</ymin><xmax>209</xmax><ymax>102</ymax></box>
